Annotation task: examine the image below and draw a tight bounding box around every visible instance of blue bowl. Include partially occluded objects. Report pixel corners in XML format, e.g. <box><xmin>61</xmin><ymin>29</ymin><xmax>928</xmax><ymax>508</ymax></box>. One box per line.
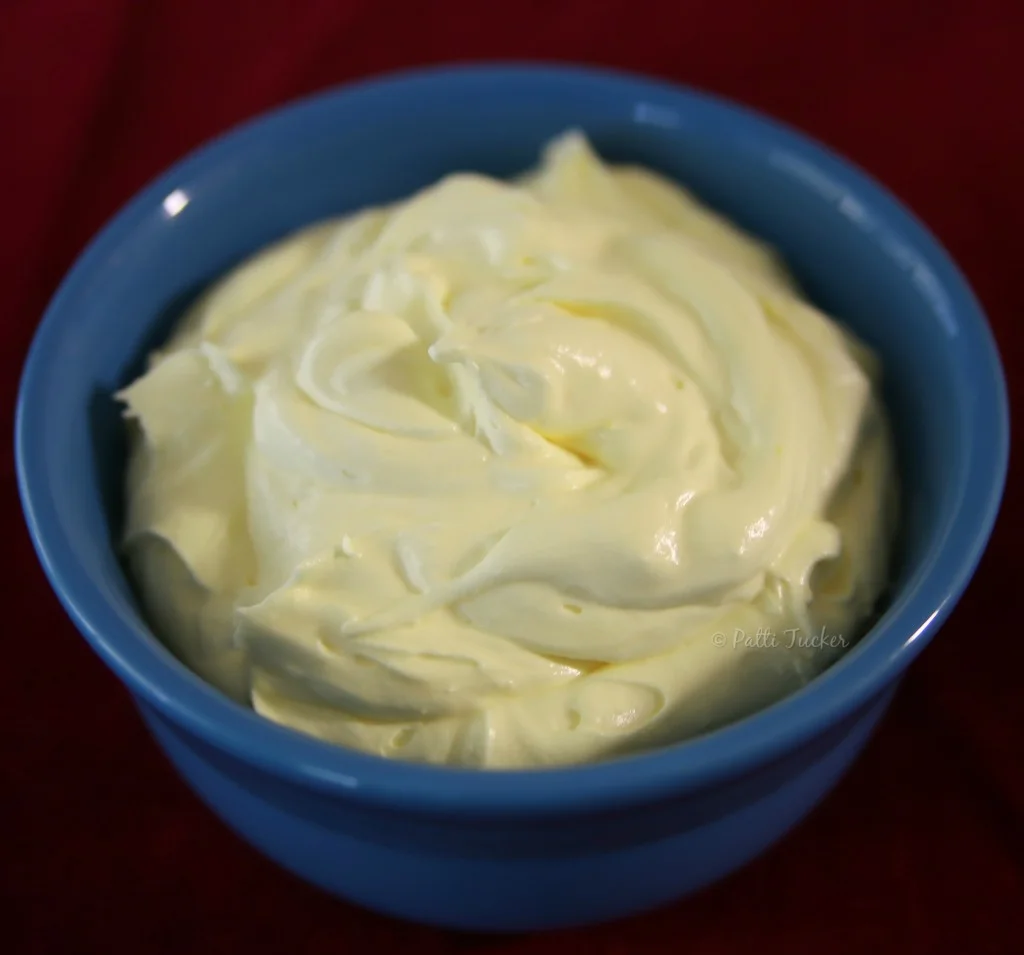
<box><xmin>16</xmin><ymin>64</ymin><xmax>1008</xmax><ymax>931</ymax></box>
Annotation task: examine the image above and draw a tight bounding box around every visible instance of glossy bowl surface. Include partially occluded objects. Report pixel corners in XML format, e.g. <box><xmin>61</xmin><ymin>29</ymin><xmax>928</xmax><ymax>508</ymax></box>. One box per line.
<box><xmin>16</xmin><ymin>64</ymin><xmax>1009</xmax><ymax>931</ymax></box>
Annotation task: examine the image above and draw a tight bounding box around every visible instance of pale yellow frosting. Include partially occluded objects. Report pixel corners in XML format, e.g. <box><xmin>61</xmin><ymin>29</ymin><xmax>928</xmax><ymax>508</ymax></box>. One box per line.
<box><xmin>119</xmin><ymin>132</ymin><xmax>895</xmax><ymax>767</ymax></box>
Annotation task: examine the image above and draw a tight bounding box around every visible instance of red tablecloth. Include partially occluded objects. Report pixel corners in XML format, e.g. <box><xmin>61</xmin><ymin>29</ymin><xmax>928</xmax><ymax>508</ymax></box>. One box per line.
<box><xmin>3</xmin><ymin>1</ymin><xmax>1021</xmax><ymax>951</ymax></box>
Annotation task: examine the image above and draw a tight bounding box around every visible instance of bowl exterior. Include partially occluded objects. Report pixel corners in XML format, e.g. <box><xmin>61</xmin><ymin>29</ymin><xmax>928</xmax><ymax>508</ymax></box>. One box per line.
<box><xmin>139</xmin><ymin>684</ymin><xmax>896</xmax><ymax>930</ymax></box>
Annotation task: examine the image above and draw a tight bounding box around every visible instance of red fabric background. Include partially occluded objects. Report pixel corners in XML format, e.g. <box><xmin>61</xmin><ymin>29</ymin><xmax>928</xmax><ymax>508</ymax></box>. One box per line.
<box><xmin>2</xmin><ymin>1</ymin><xmax>1021</xmax><ymax>952</ymax></box>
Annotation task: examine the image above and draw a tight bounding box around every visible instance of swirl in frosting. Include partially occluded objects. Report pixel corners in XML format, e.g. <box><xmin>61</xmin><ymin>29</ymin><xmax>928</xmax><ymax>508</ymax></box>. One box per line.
<box><xmin>118</xmin><ymin>132</ymin><xmax>896</xmax><ymax>767</ymax></box>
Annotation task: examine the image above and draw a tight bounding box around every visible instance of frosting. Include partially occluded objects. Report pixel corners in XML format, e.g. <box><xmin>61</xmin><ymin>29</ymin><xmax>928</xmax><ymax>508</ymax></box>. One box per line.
<box><xmin>119</xmin><ymin>132</ymin><xmax>896</xmax><ymax>767</ymax></box>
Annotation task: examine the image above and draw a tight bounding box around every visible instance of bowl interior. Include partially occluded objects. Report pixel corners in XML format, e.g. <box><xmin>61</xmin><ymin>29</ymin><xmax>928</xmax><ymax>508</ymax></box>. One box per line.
<box><xmin>17</xmin><ymin>66</ymin><xmax>1007</xmax><ymax>798</ymax></box>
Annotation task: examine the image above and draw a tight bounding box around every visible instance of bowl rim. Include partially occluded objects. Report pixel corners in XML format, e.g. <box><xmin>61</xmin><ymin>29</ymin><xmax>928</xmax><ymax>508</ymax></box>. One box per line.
<box><xmin>16</xmin><ymin>61</ymin><xmax>1010</xmax><ymax>815</ymax></box>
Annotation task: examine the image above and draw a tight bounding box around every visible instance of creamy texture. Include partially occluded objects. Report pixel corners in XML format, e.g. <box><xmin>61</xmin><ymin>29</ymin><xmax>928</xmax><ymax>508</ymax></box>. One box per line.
<box><xmin>119</xmin><ymin>132</ymin><xmax>896</xmax><ymax>767</ymax></box>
